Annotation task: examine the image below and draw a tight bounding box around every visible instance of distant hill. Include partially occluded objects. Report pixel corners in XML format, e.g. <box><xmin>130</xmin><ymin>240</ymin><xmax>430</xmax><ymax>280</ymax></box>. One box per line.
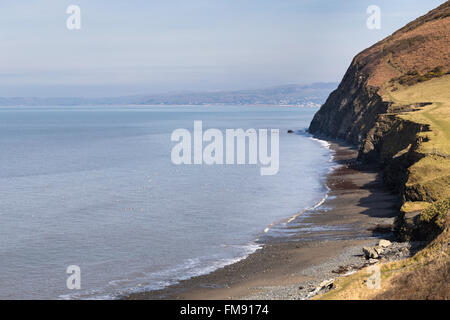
<box><xmin>0</xmin><ymin>83</ymin><xmax>337</xmax><ymax>107</ymax></box>
<box><xmin>137</xmin><ymin>83</ymin><xmax>337</xmax><ymax>106</ymax></box>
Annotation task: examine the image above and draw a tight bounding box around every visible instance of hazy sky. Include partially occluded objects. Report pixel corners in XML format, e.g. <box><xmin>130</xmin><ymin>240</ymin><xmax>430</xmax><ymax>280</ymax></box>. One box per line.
<box><xmin>0</xmin><ymin>0</ymin><xmax>445</xmax><ymax>97</ymax></box>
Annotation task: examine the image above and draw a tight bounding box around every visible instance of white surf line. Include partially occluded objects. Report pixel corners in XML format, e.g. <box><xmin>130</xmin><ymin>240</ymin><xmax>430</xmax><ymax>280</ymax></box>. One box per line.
<box><xmin>262</xmin><ymin>191</ymin><xmax>330</xmax><ymax>234</ymax></box>
<box><xmin>309</xmin><ymin>137</ymin><xmax>331</xmax><ymax>150</ymax></box>
<box><xmin>263</xmin><ymin>133</ymin><xmax>336</xmax><ymax>234</ymax></box>
<box><xmin>286</xmin><ymin>192</ymin><xmax>329</xmax><ymax>224</ymax></box>
<box><xmin>264</xmin><ymin>224</ymin><xmax>273</xmax><ymax>233</ymax></box>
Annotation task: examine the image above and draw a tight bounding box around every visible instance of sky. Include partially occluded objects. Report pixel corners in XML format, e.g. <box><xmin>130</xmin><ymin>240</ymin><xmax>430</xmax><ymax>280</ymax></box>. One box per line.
<box><xmin>0</xmin><ymin>0</ymin><xmax>446</xmax><ymax>97</ymax></box>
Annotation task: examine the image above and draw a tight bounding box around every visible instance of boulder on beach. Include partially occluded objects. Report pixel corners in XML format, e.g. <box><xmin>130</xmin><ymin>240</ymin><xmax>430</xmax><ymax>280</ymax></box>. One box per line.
<box><xmin>378</xmin><ymin>239</ymin><xmax>392</xmax><ymax>248</ymax></box>
<box><xmin>363</xmin><ymin>246</ymin><xmax>379</xmax><ymax>259</ymax></box>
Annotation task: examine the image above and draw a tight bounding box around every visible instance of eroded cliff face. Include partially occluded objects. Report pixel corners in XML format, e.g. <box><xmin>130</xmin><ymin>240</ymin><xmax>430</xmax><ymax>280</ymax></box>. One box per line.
<box><xmin>309</xmin><ymin>1</ymin><xmax>450</xmax><ymax>241</ymax></box>
<box><xmin>359</xmin><ymin>114</ymin><xmax>427</xmax><ymax>191</ymax></box>
<box><xmin>309</xmin><ymin>61</ymin><xmax>434</xmax><ymax>206</ymax></box>
<box><xmin>309</xmin><ymin>62</ymin><xmax>390</xmax><ymax>146</ymax></box>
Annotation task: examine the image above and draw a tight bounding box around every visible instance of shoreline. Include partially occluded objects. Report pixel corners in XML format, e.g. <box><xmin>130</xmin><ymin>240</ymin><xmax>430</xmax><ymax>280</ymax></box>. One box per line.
<box><xmin>125</xmin><ymin>140</ymin><xmax>399</xmax><ymax>300</ymax></box>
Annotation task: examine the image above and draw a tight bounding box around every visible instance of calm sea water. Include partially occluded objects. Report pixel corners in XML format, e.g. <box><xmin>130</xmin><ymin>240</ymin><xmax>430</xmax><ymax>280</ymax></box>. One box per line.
<box><xmin>0</xmin><ymin>105</ymin><xmax>332</xmax><ymax>299</ymax></box>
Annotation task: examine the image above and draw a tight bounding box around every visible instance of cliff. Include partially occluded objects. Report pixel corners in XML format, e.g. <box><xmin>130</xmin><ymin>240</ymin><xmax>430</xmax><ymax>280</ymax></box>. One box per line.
<box><xmin>310</xmin><ymin>1</ymin><xmax>450</xmax><ymax>144</ymax></box>
<box><xmin>309</xmin><ymin>1</ymin><xmax>450</xmax><ymax>241</ymax></box>
<box><xmin>309</xmin><ymin>2</ymin><xmax>450</xmax><ymax>299</ymax></box>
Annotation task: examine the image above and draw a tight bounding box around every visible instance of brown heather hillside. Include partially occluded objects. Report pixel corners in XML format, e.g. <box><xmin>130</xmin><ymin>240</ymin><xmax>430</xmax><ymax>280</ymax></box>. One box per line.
<box><xmin>357</xmin><ymin>2</ymin><xmax>450</xmax><ymax>89</ymax></box>
<box><xmin>309</xmin><ymin>1</ymin><xmax>450</xmax><ymax>299</ymax></box>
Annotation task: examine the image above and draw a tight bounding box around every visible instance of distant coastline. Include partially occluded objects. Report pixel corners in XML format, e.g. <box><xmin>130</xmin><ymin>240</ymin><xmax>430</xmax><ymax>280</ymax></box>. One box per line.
<box><xmin>0</xmin><ymin>83</ymin><xmax>337</xmax><ymax>107</ymax></box>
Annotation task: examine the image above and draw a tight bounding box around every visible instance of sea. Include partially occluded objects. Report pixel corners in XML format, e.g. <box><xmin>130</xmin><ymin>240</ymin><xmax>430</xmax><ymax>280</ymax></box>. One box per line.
<box><xmin>0</xmin><ymin>105</ymin><xmax>333</xmax><ymax>299</ymax></box>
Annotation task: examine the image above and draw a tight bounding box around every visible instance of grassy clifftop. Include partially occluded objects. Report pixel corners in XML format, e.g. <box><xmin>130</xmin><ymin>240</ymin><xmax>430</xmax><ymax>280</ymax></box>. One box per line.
<box><xmin>387</xmin><ymin>75</ymin><xmax>450</xmax><ymax>209</ymax></box>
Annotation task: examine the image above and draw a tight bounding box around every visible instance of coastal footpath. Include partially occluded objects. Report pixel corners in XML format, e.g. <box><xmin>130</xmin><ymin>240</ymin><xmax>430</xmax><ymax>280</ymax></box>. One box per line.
<box><xmin>309</xmin><ymin>1</ymin><xmax>450</xmax><ymax>299</ymax></box>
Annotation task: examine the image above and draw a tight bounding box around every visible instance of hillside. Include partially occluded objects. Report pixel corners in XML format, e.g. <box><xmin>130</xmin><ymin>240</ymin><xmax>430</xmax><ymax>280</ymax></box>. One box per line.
<box><xmin>309</xmin><ymin>1</ymin><xmax>450</xmax><ymax>299</ymax></box>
